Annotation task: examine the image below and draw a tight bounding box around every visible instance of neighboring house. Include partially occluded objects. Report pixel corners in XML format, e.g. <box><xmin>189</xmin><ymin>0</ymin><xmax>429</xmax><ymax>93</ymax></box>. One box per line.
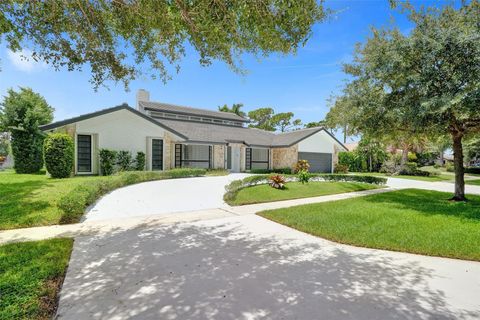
<box><xmin>40</xmin><ymin>90</ymin><xmax>346</xmax><ymax>175</ymax></box>
<box><xmin>344</xmin><ymin>142</ymin><xmax>358</xmax><ymax>152</ymax></box>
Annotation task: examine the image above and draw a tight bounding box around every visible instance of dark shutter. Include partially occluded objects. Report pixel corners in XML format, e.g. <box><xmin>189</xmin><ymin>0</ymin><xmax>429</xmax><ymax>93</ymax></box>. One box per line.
<box><xmin>209</xmin><ymin>145</ymin><xmax>213</xmax><ymax>169</ymax></box>
<box><xmin>77</xmin><ymin>135</ymin><xmax>92</xmax><ymax>173</ymax></box>
<box><xmin>175</xmin><ymin>144</ymin><xmax>182</xmax><ymax>168</ymax></box>
<box><xmin>227</xmin><ymin>146</ymin><xmax>232</xmax><ymax>170</ymax></box>
<box><xmin>151</xmin><ymin>139</ymin><xmax>163</xmax><ymax>170</ymax></box>
<box><xmin>245</xmin><ymin>148</ymin><xmax>252</xmax><ymax>170</ymax></box>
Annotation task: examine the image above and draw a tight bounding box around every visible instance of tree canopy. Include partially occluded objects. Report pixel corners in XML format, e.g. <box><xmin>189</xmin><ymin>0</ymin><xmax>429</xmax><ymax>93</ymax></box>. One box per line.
<box><xmin>218</xmin><ymin>103</ymin><xmax>246</xmax><ymax>117</ymax></box>
<box><xmin>247</xmin><ymin>107</ymin><xmax>301</xmax><ymax>132</ymax></box>
<box><xmin>326</xmin><ymin>1</ymin><xmax>480</xmax><ymax>200</ymax></box>
<box><xmin>0</xmin><ymin>1</ymin><xmax>327</xmax><ymax>89</ymax></box>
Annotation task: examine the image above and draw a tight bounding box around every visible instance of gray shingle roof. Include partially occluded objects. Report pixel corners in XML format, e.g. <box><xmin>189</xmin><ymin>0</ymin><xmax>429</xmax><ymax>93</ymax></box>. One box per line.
<box><xmin>140</xmin><ymin>101</ymin><xmax>248</xmax><ymax>122</ymax></box>
<box><xmin>155</xmin><ymin>118</ymin><xmax>333</xmax><ymax>148</ymax></box>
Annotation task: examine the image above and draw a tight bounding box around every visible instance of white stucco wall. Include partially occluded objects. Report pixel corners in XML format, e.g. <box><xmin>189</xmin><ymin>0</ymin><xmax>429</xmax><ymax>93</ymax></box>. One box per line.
<box><xmin>76</xmin><ymin>109</ymin><xmax>170</xmax><ymax>154</ymax></box>
<box><xmin>297</xmin><ymin>130</ymin><xmax>340</xmax><ymax>154</ymax></box>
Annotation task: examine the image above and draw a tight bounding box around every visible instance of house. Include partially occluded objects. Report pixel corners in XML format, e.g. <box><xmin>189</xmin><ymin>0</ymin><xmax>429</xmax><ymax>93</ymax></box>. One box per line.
<box><xmin>40</xmin><ymin>90</ymin><xmax>347</xmax><ymax>175</ymax></box>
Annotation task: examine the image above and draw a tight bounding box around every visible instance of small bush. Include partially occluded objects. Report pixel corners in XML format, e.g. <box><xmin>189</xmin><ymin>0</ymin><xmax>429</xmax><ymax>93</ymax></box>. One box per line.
<box><xmin>317</xmin><ymin>174</ymin><xmax>387</xmax><ymax>185</ymax></box>
<box><xmin>99</xmin><ymin>149</ymin><xmax>117</xmax><ymax>176</ymax></box>
<box><xmin>269</xmin><ymin>174</ymin><xmax>286</xmax><ymax>189</ymax></box>
<box><xmin>58</xmin><ymin>168</ymin><xmax>207</xmax><ymax>223</ymax></box>
<box><xmin>294</xmin><ymin>159</ymin><xmax>310</xmax><ymax>173</ymax></box>
<box><xmin>407</xmin><ymin>152</ymin><xmax>417</xmax><ymax>162</ymax></box>
<box><xmin>43</xmin><ymin>133</ymin><xmax>74</xmax><ymax>178</ymax></box>
<box><xmin>11</xmin><ymin>131</ymin><xmax>45</xmax><ymax>173</ymax></box>
<box><xmin>206</xmin><ymin>168</ymin><xmax>229</xmax><ymax>176</ymax></box>
<box><xmin>117</xmin><ymin>150</ymin><xmax>133</xmax><ymax>171</ymax></box>
<box><xmin>445</xmin><ymin>163</ymin><xmax>455</xmax><ymax>172</ymax></box>
<box><xmin>433</xmin><ymin>164</ymin><xmax>440</xmax><ymax>169</ymax></box>
<box><xmin>334</xmin><ymin>164</ymin><xmax>349</xmax><ymax>174</ymax></box>
<box><xmin>134</xmin><ymin>152</ymin><xmax>146</xmax><ymax>171</ymax></box>
<box><xmin>297</xmin><ymin>170</ymin><xmax>310</xmax><ymax>184</ymax></box>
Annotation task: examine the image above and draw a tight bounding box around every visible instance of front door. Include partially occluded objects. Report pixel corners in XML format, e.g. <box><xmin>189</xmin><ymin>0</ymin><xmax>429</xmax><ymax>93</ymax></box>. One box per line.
<box><xmin>231</xmin><ymin>146</ymin><xmax>241</xmax><ymax>172</ymax></box>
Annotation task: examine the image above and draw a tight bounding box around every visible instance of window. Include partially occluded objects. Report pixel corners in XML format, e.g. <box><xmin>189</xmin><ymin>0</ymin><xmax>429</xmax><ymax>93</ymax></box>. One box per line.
<box><xmin>175</xmin><ymin>144</ymin><xmax>212</xmax><ymax>169</ymax></box>
<box><xmin>77</xmin><ymin>135</ymin><xmax>92</xmax><ymax>173</ymax></box>
<box><xmin>246</xmin><ymin>148</ymin><xmax>269</xmax><ymax>170</ymax></box>
<box><xmin>151</xmin><ymin>139</ymin><xmax>163</xmax><ymax>170</ymax></box>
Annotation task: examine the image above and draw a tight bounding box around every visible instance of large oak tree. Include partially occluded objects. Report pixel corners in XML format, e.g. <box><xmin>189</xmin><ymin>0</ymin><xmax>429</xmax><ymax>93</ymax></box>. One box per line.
<box><xmin>0</xmin><ymin>1</ymin><xmax>327</xmax><ymax>88</ymax></box>
<box><xmin>328</xmin><ymin>1</ymin><xmax>480</xmax><ymax>200</ymax></box>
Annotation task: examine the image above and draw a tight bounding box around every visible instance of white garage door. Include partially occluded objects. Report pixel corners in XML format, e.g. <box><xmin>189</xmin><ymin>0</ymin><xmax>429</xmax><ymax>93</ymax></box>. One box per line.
<box><xmin>298</xmin><ymin>152</ymin><xmax>332</xmax><ymax>173</ymax></box>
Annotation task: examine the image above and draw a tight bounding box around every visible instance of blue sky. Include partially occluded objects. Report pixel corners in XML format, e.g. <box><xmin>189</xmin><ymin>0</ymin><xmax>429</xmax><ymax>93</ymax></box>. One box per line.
<box><xmin>0</xmin><ymin>1</ymin><xmax>449</xmax><ymax>142</ymax></box>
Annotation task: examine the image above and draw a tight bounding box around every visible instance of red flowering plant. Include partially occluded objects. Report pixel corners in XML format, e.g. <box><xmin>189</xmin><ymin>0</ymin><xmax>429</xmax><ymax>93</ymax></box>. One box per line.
<box><xmin>269</xmin><ymin>174</ymin><xmax>286</xmax><ymax>189</ymax></box>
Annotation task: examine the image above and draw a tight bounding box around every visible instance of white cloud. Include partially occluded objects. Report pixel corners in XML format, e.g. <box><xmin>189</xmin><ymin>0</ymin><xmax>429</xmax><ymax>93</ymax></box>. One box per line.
<box><xmin>7</xmin><ymin>49</ymin><xmax>47</xmax><ymax>72</ymax></box>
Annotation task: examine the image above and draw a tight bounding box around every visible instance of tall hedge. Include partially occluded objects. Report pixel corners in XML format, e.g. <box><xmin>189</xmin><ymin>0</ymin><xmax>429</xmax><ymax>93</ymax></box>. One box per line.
<box><xmin>10</xmin><ymin>131</ymin><xmax>45</xmax><ymax>173</ymax></box>
<box><xmin>44</xmin><ymin>133</ymin><xmax>74</xmax><ymax>178</ymax></box>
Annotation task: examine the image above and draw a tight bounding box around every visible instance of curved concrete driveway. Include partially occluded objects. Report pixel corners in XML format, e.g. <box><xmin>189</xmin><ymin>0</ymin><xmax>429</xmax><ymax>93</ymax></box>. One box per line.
<box><xmin>84</xmin><ymin>173</ymin><xmax>250</xmax><ymax>221</ymax></box>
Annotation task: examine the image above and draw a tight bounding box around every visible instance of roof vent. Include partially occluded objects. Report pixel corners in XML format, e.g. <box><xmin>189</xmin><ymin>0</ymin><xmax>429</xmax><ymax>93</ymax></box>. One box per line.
<box><xmin>136</xmin><ymin>89</ymin><xmax>150</xmax><ymax>113</ymax></box>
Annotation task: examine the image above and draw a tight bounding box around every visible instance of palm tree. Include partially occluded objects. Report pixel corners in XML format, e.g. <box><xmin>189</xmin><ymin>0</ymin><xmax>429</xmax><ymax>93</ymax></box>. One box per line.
<box><xmin>218</xmin><ymin>103</ymin><xmax>246</xmax><ymax>117</ymax></box>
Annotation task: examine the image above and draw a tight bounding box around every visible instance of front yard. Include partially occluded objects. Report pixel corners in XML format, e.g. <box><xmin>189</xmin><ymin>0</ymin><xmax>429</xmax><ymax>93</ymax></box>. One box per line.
<box><xmin>259</xmin><ymin>189</ymin><xmax>480</xmax><ymax>261</ymax></box>
<box><xmin>229</xmin><ymin>181</ymin><xmax>380</xmax><ymax>205</ymax></box>
<box><xmin>0</xmin><ymin>170</ymin><xmax>106</xmax><ymax>230</ymax></box>
<box><xmin>0</xmin><ymin>238</ymin><xmax>73</xmax><ymax>319</ymax></box>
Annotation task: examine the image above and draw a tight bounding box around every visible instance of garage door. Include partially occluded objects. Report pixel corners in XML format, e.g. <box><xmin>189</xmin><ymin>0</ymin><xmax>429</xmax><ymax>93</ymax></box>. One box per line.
<box><xmin>298</xmin><ymin>152</ymin><xmax>332</xmax><ymax>173</ymax></box>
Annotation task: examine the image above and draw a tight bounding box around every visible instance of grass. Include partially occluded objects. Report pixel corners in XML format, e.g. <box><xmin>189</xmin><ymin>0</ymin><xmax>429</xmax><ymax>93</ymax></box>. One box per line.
<box><xmin>466</xmin><ymin>179</ymin><xmax>480</xmax><ymax>186</ymax></box>
<box><xmin>0</xmin><ymin>170</ymin><xmax>106</xmax><ymax>230</ymax></box>
<box><xmin>229</xmin><ymin>181</ymin><xmax>380</xmax><ymax>206</ymax></box>
<box><xmin>349</xmin><ymin>171</ymin><xmax>453</xmax><ymax>182</ymax></box>
<box><xmin>0</xmin><ymin>238</ymin><xmax>73</xmax><ymax>319</ymax></box>
<box><xmin>259</xmin><ymin>189</ymin><xmax>480</xmax><ymax>261</ymax></box>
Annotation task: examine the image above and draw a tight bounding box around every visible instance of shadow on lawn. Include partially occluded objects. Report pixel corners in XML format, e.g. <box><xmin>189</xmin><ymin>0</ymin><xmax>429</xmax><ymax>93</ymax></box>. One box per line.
<box><xmin>55</xmin><ymin>218</ymin><xmax>478</xmax><ymax>320</ymax></box>
<box><xmin>364</xmin><ymin>188</ymin><xmax>480</xmax><ymax>221</ymax></box>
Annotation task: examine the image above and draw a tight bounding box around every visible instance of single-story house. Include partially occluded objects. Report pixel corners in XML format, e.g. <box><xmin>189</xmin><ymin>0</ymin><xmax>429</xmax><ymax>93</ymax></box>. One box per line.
<box><xmin>40</xmin><ymin>90</ymin><xmax>347</xmax><ymax>175</ymax></box>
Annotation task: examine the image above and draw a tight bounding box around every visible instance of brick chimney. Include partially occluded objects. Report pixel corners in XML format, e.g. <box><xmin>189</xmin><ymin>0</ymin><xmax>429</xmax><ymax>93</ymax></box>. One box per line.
<box><xmin>136</xmin><ymin>89</ymin><xmax>150</xmax><ymax>113</ymax></box>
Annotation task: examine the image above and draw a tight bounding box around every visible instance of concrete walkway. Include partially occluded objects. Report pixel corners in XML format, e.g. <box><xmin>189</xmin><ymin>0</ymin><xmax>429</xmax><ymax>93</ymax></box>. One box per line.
<box><xmin>56</xmin><ymin>214</ymin><xmax>480</xmax><ymax>319</ymax></box>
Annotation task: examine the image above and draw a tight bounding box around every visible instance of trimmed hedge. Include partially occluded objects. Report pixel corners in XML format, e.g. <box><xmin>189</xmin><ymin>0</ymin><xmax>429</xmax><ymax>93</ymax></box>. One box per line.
<box><xmin>249</xmin><ymin>167</ymin><xmax>292</xmax><ymax>174</ymax></box>
<box><xmin>99</xmin><ymin>149</ymin><xmax>117</xmax><ymax>176</ymax></box>
<box><xmin>43</xmin><ymin>133</ymin><xmax>74</xmax><ymax>178</ymax></box>
<box><xmin>135</xmin><ymin>152</ymin><xmax>146</xmax><ymax>171</ymax></box>
<box><xmin>224</xmin><ymin>174</ymin><xmax>387</xmax><ymax>203</ymax></box>
<box><xmin>58</xmin><ymin>168</ymin><xmax>206</xmax><ymax>223</ymax></box>
<box><xmin>465</xmin><ymin>167</ymin><xmax>480</xmax><ymax>174</ymax></box>
<box><xmin>11</xmin><ymin>131</ymin><xmax>44</xmax><ymax>173</ymax></box>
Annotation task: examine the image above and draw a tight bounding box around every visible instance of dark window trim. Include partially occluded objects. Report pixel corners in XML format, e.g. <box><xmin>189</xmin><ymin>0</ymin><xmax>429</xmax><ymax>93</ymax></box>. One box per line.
<box><xmin>246</xmin><ymin>147</ymin><xmax>270</xmax><ymax>170</ymax></box>
<box><xmin>77</xmin><ymin>134</ymin><xmax>92</xmax><ymax>173</ymax></box>
<box><xmin>175</xmin><ymin>144</ymin><xmax>212</xmax><ymax>169</ymax></box>
<box><xmin>151</xmin><ymin>138</ymin><xmax>164</xmax><ymax>171</ymax></box>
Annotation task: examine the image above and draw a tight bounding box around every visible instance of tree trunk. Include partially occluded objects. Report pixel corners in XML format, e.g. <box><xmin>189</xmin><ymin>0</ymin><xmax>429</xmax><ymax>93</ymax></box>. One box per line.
<box><xmin>439</xmin><ymin>150</ymin><xmax>444</xmax><ymax>166</ymax></box>
<box><xmin>451</xmin><ymin>132</ymin><xmax>466</xmax><ymax>201</ymax></box>
<box><xmin>343</xmin><ymin>125</ymin><xmax>347</xmax><ymax>144</ymax></box>
<box><xmin>400</xmin><ymin>148</ymin><xmax>408</xmax><ymax>166</ymax></box>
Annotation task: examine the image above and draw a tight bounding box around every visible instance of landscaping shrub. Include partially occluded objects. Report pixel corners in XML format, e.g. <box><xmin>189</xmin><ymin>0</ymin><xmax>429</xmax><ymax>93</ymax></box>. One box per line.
<box><xmin>250</xmin><ymin>167</ymin><xmax>292</xmax><ymax>174</ymax></box>
<box><xmin>206</xmin><ymin>168</ymin><xmax>229</xmax><ymax>176</ymax></box>
<box><xmin>338</xmin><ymin>151</ymin><xmax>364</xmax><ymax>172</ymax></box>
<box><xmin>134</xmin><ymin>152</ymin><xmax>146</xmax><ymax>171</ymax></box>
<box><xmin>316</xmin><ymin>174</ymin><xmax>387</xmax><ymax>185</ymax></box>
<box><xmin>294</xmin><ymin>159</ymin><xmax>310</xmax><ymax>173</ymax></box>
<box><xmin>445</xmin><ymin>162</ymin><xmax>455</xmax><ymax>172</ymax></box>
<box><xmin>465</xmin><ymin>167</ymin><xmax>480</xmax><ymax>174</ymax></box>
<box><xmin>10</xmin><ymin>131</ymin><xmax>45</xmax><ymax>173</ymax></box>
<box><xmin>117</xmin><ymin>150</ymin><xmax>133</xmax><ymax>171</ymax></box>
<box><xmin>43</xmin><ymin>133</ymin><xmax>74</xmax><ymax>178</ymax></box>
<box><xmin>334</xmin><ymin>163</ymin><xmax>349</xmax><ymax>174</ymax></box>
<box><xmin>297</xmin><ymin>170</ymin><xmax>310</xmax><ymax>184</ymax></box>
<box><xmin>99</xmin><ymin>149</ymin><xmax>117</xmax><ymax>176</ymax></box>
<box><xmin>58</xmin><ymin>168</ymin><xmax>207</xmax><ymax>223</ymax></box>
<box><xmin>269</xmin><ymin>174</ymin><xmax>286</xmax><ymax>189</ymax></box>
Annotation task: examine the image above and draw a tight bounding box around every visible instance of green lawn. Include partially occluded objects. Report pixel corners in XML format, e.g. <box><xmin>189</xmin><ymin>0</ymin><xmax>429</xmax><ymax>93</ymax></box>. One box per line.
<box><xmin>229</xmin><ymin>181</ymin><xmax>380</xmax><ymax>206</ymax></box>
<box><xmin>0</xmin><ymin>238</ymin><xmax>73</xmax><ymax>319</ymax></box>
<box><xmin>0</xmin><ymin>170</ymin><xmax>106</xmax><ymax>230</ymax></box>
<box><xmin>259</xmin><ymin>189</ymin><xmax>480</xmax><ymax>261</ymax></box>
<box><xmin>466</xmin><ymin>179</ymin><xmax>480</xmax><ymax>186</ymax></box>
<box><xmin>350</xmin><ymin>171</ymin><xmax>453</xmax><ymax>182</ymax></box>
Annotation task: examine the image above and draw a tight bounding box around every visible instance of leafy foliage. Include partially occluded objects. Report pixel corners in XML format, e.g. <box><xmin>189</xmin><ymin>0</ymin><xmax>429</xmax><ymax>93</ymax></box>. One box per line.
<box><xmin>134</xmin><ymin>152</ymin><xmax>146</xmax><ymax>171</ymax></box>
<box><xmin>294</xmin><ymin>159</ymin><xmax>310</xmax><ymax>173</ymax></box>
<box><xmin>43</xmin><ymin>133</ymin><xmax>74</xmax><ymax>178</ymax></box>
<box><xmin>116</xmin><ymin>150</ymin><xmax>133</xmax><ymax>171</ymax></box>
<box><xmin>250</xmin><ymin>167</ymin><xmax>292</xmax><ymax>174</ymax></box>
<box><xmin>99</xmin><ymin>149</ymin><xmax>117</xmax><ymax>176</ymax></box>
<box><xmin>269</xmin><ymin>174</ymin><xmax>286</xmax><ymax>189</ymax></box>
<box><xmin>0</xmin><ymin>1</ymin><xmax>327</xmax><ymax>89</ymax></box>
<box><xmin>334</xmin><ymin>164</ymin><xmax>349</xmax><ymax>174</ymax></box>
<box><xmin>0</xmin><ymin>132</ymin><xmax>9</xmax><ymax>157</ymax></box>
<box><xmin>297</xmin><ymin>170</ymin><xmax>311</xmax><ymax>184</ymax></box>
<box><xmin>248</xmin><ymin>108</ymin><xmax>275</xmax><ymax>131</ymax></box>
<box><xmin>0</xmin><ymin>88</ymin><xmax>54</xmax><ymax>173</ymax></box>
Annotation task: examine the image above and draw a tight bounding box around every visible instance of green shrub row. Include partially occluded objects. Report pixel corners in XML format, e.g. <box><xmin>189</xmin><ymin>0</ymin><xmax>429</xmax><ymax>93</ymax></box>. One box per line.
<box><xmin>465</xmin><ymin>167</ymin><xmax>480</xmax><ymax>174</ymax></box>
<box><xmin>249</xmin><ymin>167</ymin><xmax>292</xmax><ymax>174</ymax></box>
<box><xmin>223</xmin><ymin>174</ymin><xmax>387</xmax><ymax>203</ymax></box>
<box><xmin>99</xmin><ymin>149</ymin><xmax>146</xmax><ymax>175</ymax></box>
<box><xmin>58</xmin><ymin>168</ymin><xmax>206</xmax><ymax>223</ymax></box>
